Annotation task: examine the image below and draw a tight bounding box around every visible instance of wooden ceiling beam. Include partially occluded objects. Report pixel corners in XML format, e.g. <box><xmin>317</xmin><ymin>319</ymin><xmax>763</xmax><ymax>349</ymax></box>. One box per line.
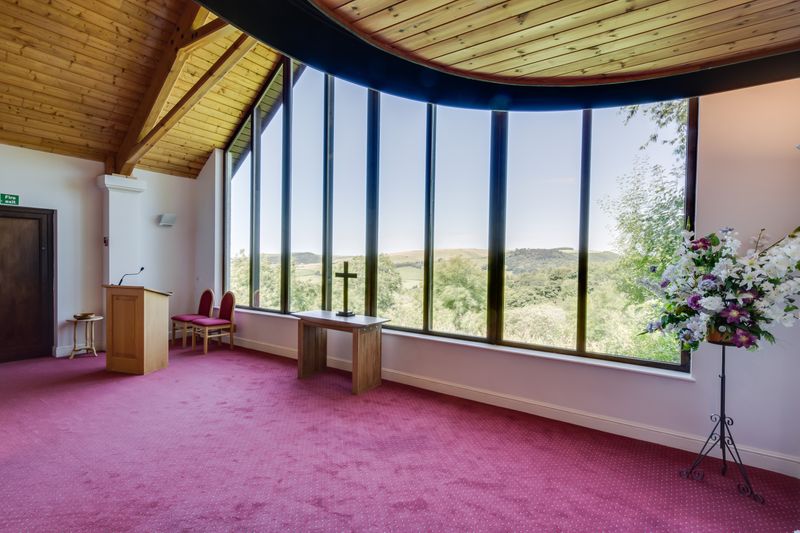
<box><xmin>113</xmin><ymin>1</ymin><xmax>234</xmax><ymax>174</ymax></box>
<box><xmin>180</xmin><ymin>18</ymin><xmax>238</xmax><ymax>54</ymax></box>
<box><xmin>117</xmin><ymin>32</ymin><xmax>257</xmax><ymax>174</ymax></box>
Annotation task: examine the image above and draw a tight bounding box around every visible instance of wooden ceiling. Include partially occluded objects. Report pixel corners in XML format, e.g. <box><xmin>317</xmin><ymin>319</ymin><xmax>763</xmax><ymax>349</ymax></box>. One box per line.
<box><xmin>313</xmin><ymin>0</ymin><xmax>800</xmax><ymax>85</ymax></box>
<box><xmin>0</xmin><ymin>0</ymin><xmax>283</xmax><ymax>178</ymax></box>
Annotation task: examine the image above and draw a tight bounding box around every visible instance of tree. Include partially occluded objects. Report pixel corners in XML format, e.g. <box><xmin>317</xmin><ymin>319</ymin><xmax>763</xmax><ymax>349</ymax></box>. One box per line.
<box><xmin>377</xmin><ymin>254</ymin><xmax>403</xmax><ymax>312</ymax></box>
<box><xmin>433</xmin><ymin>256</ymin><xmax>486</xmax><ymax>332</ymax></box>
<box><xmin>609</xmin><ymin>100</ymin><xmax>689</xmax><ymax>303</ymax></box>
<box><xmin>603</xmin><ymin>163</ymin><xmax>685</xmax><ymax>303</ymax></box>
<box><xmin>622</xmin><ymin>100</ymin><xmax>688</xmax><ymax>158</ymax></box>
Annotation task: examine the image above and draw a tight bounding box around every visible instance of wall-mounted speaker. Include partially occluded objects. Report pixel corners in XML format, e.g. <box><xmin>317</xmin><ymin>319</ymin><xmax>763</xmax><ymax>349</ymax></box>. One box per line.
<box><xmin>158</xmin><ymin>213</ymin><xmax>177</xmax><ymax>227</ymax></box>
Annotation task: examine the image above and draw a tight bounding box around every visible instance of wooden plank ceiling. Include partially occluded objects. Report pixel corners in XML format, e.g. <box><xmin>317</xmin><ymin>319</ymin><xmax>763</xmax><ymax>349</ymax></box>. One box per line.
<box><xmin>0</xmin><ymin>0</ymin><xmax>283</xmax><ymax>178</ymax></box>
<box><xmin>313</xmin><ymin>0</ymin><xmax>800</xmax><ymax>85</ymax></box>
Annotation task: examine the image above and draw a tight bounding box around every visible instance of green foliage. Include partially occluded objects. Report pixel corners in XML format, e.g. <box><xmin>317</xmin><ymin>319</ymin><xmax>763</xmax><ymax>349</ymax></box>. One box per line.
<box><xmin>622</xmin><ymin>100</ymin><xmax>688</xmax><ymax>158</ymax></box>
<box><xmin>433</xmin><ymin>256</ymin><xmax>487</xmax><ymax>335</ymax></box>
<box><xmin>602</xmin><ymin>163</ymin><xmax>685</xmax><ymax>304</ymax></box>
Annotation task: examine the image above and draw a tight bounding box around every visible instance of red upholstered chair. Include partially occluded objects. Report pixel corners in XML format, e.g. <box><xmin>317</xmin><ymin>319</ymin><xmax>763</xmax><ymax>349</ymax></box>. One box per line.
<box><xmin>192</xmin><ymin>291</ymin><xmax>236</xmax><ymax>354</ymax></box>
<box><xmin>171</xmin><ymin>289</ymin><xmax>214</xmax><ymax>348</ymax></box>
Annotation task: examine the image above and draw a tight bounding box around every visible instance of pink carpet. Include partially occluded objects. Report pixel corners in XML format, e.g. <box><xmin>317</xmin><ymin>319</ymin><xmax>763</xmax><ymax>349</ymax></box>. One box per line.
<box><xmin>0</xmin><ymin>347</ymin><xmax>797</xmax><ymax>532</ymax></box>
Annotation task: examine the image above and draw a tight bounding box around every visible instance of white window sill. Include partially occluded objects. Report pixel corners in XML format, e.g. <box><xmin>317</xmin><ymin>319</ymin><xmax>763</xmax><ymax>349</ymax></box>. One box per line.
<box><xmin>383</xmin><ymin>329</ymin><xmax>695</xmax><ymax>382</ymax></box>
<box><xmin>230</xmin><ymin>307</ymin><xmax>695</xmax><ymax>382</ymax></box>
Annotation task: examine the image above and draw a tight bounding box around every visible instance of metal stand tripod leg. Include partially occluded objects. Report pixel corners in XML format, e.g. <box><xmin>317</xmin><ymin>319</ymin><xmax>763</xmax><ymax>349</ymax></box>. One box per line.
<box><xmin>679</xmin><ymin>345</ymin><xmax>764</xmax><ymax>504</ymax></box>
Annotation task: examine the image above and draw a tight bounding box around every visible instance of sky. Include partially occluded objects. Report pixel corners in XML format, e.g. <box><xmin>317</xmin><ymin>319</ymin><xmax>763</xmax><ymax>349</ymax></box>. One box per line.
<box><xmin>230</xmin><ymin>66</ymin><xmax>682</xmax><ymax>257</ymax></box>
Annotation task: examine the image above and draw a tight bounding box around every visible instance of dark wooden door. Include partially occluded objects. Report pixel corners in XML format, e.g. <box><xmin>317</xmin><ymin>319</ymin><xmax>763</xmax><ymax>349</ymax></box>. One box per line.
<box><xmin>0</xmin><ymin>206</ymin><xmax>54</xmax><ymax>362</ymax></box>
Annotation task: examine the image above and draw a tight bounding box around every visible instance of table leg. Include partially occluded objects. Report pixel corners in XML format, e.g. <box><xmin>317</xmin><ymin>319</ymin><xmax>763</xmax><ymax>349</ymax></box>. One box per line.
<box><xmin>352</xmin><ymin>325</ymin><xmax>382</xmax><ymax>395</ymax></box>
<box><xmin>90</xmin><ymin>321</ymin><xmax>97</xmax><ymax>356</ymax></box>
<box><xmin>297</xmin><ymin>322</ymin><xmax>327</xmax><ymax>379</ymax></box>
<box><xmin>69</xmin><ymin>321</ymin><xmax>78</xmax><ymax>359</ymax></box>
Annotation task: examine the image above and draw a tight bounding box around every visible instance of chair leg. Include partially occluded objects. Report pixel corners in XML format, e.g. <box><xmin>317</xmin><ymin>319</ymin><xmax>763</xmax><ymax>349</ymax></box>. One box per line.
<box><xmin>171</xmin><ymin>321</ymin><xmax>175</xmax><ymax>344</ymax></box>
<box><xmin>203</xmin><ymin>328</ymin><xmax>209</xmax><ymax>354</ymax></box>
<box><xmin>192</xmin><ymin>327</ymin><xmax>196</xmax><ymax>349</ymax></box>
<box><xmin>183</xmin><ymin>323</ymin><xmax>189</xmax><ymax>348</ymax></box>
<box><xmin>229</xmin><ymin>329</ymin><xmax>233</xmax><ymax>350</ymax></box>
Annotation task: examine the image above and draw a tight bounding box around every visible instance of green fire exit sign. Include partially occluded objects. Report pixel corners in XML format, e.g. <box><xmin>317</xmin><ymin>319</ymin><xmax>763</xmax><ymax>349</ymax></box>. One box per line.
<box><xmin>0</xmin><ymin>193</ymin><xmax>19</xmax><ymax>206</ymax></box>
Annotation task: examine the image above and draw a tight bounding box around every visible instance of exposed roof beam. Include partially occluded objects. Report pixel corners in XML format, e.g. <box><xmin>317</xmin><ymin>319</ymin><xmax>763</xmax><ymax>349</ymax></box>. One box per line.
<box><xmin>117</xmin><ymin>32</ymin><xmax>257</xmax><ymax>174</ymax></box>
<box><xmin>114</xmin><ymin>1</ymin><xmax>233</xmax><ymax>175</ymax></box>
<box><xmin>180</xmin><ymin>18</ymin><xmax>238</xmax><ymax>54</ymax></box>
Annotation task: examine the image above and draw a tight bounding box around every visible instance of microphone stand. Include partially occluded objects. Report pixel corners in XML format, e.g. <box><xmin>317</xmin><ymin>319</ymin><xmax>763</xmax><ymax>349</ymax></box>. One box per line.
<box><xmin>118</xmin><ymin>267</ymin><xmax>144</xmax><ymax>286</ymax></box>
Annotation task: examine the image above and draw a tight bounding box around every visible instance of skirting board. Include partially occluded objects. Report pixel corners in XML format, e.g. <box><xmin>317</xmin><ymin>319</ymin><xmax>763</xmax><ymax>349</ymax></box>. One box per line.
<box><xmin>236</xmin><ymin>336</ymin><xmax>799</xmax><ymax>478</ymax></box>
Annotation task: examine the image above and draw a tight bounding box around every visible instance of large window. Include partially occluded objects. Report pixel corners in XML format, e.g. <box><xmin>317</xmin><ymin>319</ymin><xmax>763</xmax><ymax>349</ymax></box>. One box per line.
<box><xmin>587</xmin><ymin>101</ymin><xmax>687</xmax><ymax>364</ymax></box>
<box><xmin>227</xmin><ymin>119</ymin><xmax>252</xmax><ymax>307</ymax></box>
<box><xmin>504</xmin><ymin>111</ymin><xmax>582</xmax><ymax>349</ymax></box>
<box><xmin>432</xmin><ymin>106</ymin><xmax>491</xmax><ymax>337</ymax></box>
<box><xmin>226</xmin><ymin>60</ymin><xmax>695</xmax><ymax>371</ymax></box>
<box><xmin>257</xmin><ymin>95</ymin><xmax>283</xmax><ymax>310</ymax></box>
<box><xmin>331</xmin><ymin>78</ymin><xmax>368</xmax><ymax>315</ymax></box>
<box><xmin>377</xmin><ymin>94</ymin><xmax>426</xmax><ymax>329</ymax></box>
<box><xmin>290</xmin><ymin>67</ymin><xmax>324</xmax><ymax>312</ymax></box>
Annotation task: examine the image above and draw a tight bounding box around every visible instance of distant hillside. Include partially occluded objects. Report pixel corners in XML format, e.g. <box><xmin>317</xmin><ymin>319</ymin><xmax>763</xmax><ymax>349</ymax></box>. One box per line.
<box><xmin>267</xmin><ymin>248</ymin><xmax>619</xmax><ymax>272</ymax></box>
<box><xmin>506</xmin><ymin>248</ymin><xmax>618</xmax><ymax>274</ymax></box>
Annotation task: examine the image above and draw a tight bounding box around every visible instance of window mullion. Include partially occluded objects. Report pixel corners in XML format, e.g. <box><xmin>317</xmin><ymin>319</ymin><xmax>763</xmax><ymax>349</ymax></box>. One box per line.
<box><xmin>576</xmin><ymin>109</ymin><xmax>592</xmax><ymax>353</ymax></box>
<box><xmin>365</xmin><ymin>89</ymin><xmax>380</xmax><ymax>316</ymax></box>
<box><xmin>250</xmin><ymin>107</ymin><xmax>262</xmax><ymax>309</ymax></box>
<box><xmin>422</xmin><ymin>103</ymin><xmax>436</xmax><ymax>332</ymax></box>
<box><xmin>487</xmin><ymin>110</ymin><xmax>508</xmax><ymax>343</ymax></box>
<box><xmin>321</xmin><ymin>75</ymin><xmax>335</xmax><ymax>311</ymax></box>
<box><xmin>280</xmin><ymin>58</ymin><xmax>293</xmax><ymax>313</ymax></box>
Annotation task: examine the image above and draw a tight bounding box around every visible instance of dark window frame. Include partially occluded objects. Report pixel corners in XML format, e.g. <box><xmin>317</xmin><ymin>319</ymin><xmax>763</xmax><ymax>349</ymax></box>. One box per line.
<box><xmin>224</xmin><ymin>61</ymin><xmax>698</xmax><ymax>373</ymax></box>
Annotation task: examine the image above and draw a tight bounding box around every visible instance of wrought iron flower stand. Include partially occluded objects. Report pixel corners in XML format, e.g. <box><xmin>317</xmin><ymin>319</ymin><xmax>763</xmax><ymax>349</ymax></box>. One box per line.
<box><xmin>679</xmin><ymin>342</ymin><xmax>764</xmax><ymax>504</ymax></box>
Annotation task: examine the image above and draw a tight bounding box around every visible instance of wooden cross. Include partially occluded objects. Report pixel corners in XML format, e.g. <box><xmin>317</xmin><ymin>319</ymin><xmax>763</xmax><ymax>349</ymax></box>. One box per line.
<box><xmin>335</xmin><ymin>261</ymin><xmax>358</xmax><ymax>317</ymax></box>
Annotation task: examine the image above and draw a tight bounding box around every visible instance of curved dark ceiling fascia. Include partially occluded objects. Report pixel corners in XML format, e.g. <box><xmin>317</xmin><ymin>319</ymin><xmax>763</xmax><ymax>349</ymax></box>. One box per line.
<box><xmin>198</xmin><ymin>0</ymin><xmax>800</xmax><ymax>111</ymax></box>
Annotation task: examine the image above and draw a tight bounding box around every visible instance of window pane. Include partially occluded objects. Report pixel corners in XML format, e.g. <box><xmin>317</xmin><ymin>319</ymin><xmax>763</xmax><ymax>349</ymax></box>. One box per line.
<box><xmin>588</xmin><ymin>100</ymin><xmax>687</xmax><ymax>362</ymax></box>
<box><xmin>378</xmin><ymin>94</ymin><xmax>426</xmax><ymax>328</ymax></box>
<box><xmin>257</xmin><ymin>102</ymin><xmax>283</xmax><ymax>310</ymax></box>
<box><xmin>228</xmin><ymin>119</ymin><xmax>252</xmax><ymax>307</ymax></box>
<box><xmin>332</xmin><ymin>79</ymin><xmax>367</xmax><ymax>315</ymax></box>
<box><xmin>432</xmin><ymin>106</ymin><xmax>490</xmax><ymax>337</ymax></box>
<box><xmin>504</xmin><ymin>111</ymin><xmax>582</xmax><ymax>349</ymax></box>
<box><xmin>291</xmin><ymin>67</ymin><xmax>324</xmax><ymax>312</ymax></box>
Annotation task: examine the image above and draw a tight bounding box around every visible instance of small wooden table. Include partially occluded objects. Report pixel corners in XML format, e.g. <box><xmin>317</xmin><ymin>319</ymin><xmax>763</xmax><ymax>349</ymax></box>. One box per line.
<box><xmin>67</xmin><ymin>316</ymin><xmax>104</xmax><ymax>358</ymax></box>
<box><xmin>295</xmin><ymin>311</ymin><xmax>390</xmax><ymax>395</ymax></box>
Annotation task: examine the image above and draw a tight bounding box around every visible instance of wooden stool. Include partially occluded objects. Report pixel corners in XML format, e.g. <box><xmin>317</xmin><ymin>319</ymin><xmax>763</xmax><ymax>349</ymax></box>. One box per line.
<box><xmin>67</xmin><ymin>316</ymin><xmax>103</xmax><ymax>358</ymax></box>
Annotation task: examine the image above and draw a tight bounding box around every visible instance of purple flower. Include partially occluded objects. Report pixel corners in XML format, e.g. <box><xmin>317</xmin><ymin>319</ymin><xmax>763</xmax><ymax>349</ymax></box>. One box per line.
<box><xmin>737</xmin><ymin>289</ymin><xmax>759</xmax><ymax>304</ymax></box>
<box><xmin>732</xmin><ymin>329</ymin><xmax>757</xmax><ymax>349</ymax></box>
<box><xmin>720</xmin><ymin>305</ymin><xmax>750</xmax><ymax>324</ymax></box>
<box><xmin>690</xmin><ymin>237</ymin><xmax>711</xmax><ymax>251</ymax></box>
<box><xmin>660</xmin><ymin>279</ymin><xmax>670</xmax><ymax>288</ymax></box>
<box><xmin>646</xmin><ymin>321</ymin><xmax>662</xmax><ymax>333</ymax></box>
<box><xmin>687</xmin><ymin>294</ymin><xmax>702</xmax><ymax>310</ymax></box>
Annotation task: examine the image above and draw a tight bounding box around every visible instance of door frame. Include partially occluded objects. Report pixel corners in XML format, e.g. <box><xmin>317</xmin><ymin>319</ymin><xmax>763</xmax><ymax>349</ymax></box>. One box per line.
<box><xmin>0</xmin><ymin>205</ymin><xmax>56</xmax><ymax>360</ymax></box>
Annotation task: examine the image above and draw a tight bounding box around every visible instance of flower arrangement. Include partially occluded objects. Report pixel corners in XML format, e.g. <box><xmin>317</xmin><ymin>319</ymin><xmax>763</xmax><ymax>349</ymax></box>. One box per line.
<box><xmin>644</xmin><ymin>226</ymin><xmax>800</xmax><ymax>351</ymax></box>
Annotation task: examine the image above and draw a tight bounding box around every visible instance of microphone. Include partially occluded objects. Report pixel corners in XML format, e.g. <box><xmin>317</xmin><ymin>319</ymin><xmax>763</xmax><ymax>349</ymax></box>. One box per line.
<box><xmin>118</xmin><ymin>267</ymin><xmax>144</xmax><ymax>286</ymax></box>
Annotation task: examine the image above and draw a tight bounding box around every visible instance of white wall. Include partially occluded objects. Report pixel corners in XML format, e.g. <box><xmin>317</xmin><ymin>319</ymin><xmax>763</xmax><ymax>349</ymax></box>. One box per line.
<box><xmin>217</xmin><ymin>78</ymin><xmax>800</xmax><ymax>477</ymax></box>
<box><xmin>0</xmin><ymin>145</ymin><xmax>104</xmax><ymax>355</ymax></box>
<box><xmin>0</xmin><ymin>144</ymin><xmax>200</xmax><ymax>355</ymax></box>
<box><xmin>194</xmin><ymin>149</ymin><xmax>224</xmax><ymax>305</ymax></box>
<box><xmin>132</xmin><ymin>168</ymin><xmax>199</xmax><ymax>319</ymax></box>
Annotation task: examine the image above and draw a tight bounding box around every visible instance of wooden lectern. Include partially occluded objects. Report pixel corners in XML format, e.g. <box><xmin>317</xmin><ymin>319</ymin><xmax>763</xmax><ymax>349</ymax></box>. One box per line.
<box><xmin>103</xmin><ymin>285</ymin><xmax>170</xmax><ymax>375</ymax></box>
